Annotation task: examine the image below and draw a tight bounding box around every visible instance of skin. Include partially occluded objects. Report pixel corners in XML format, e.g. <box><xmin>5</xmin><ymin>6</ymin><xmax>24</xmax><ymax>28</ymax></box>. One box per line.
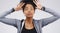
<box><xmin>14</xmin><ymin>0</ymin><xmax>42</xmax><ymax>30</ymax></box>
<box><xmin>23</xmin><ymin>4</ymin><xmax>35</xmax><ymax>30</ymax></box>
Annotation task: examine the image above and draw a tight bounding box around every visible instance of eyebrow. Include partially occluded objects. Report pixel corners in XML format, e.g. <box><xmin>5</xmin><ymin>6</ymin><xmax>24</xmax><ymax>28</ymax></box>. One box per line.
<box><xmin>25</xmin><ymin>6</ymin><xmax>30</xmax><ymax>8</ymax></box>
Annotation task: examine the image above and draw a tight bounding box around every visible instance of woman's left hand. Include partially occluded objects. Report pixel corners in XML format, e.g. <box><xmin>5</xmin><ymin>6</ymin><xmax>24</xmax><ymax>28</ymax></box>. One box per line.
<box><xmin>33</xmin><ymin>0</ymin><xmax>42</xmax><ymax>10</ymax></box>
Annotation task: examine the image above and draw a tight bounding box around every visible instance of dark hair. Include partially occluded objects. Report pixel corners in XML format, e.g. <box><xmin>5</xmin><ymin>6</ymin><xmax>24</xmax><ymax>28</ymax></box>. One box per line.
<box><xmin>20</xmin><ymin>0</ymin><xmax>36</xmax><ymax>3</ymax></box>
<box><xmin>21</xmin><ymin>0</ymin><xmax>37</xmax><ymax>12</ymax></box>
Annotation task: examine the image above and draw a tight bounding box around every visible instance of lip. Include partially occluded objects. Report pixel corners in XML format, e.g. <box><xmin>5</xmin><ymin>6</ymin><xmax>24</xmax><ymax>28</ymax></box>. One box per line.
<box><xmin>27</xmin><ymin>13</ymin><xmax>32</xmax><ymax>15</ymax></box>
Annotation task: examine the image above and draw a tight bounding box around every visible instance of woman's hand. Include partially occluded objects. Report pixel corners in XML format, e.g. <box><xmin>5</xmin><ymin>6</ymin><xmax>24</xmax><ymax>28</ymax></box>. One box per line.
<box><xmin>33</xmin><ymin>0</ymin><xmax>42</xmax><ymax>10</ymax></box>
<box><xmin>14</xmin><ymin>2</ymin><xmax>25</xmax><ymax>11</ymax></box>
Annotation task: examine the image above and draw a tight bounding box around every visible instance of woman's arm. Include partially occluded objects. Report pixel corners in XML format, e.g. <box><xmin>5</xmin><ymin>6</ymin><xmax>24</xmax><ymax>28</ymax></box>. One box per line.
<box><xmin>41</xmin><ymin>7</ymin><xmax>60</xmax><ymax>27</ymax></box>
<box><xmin>41</xmin><ymin>7</ymin><xmax>60</xmax><ymax>18</ymax></box>
<box><xmin>0</xmin><ymin>8</ymin><xmax>15</xmax><ymax>18</ymax></box>
<box><xmin>0</xmin><ymin>8</ymin><xmax>17</xmax><ymax>27</ymax></box>
<box><xmin>0</xmin><ymin>2</ymin><xmax>25</xmax><ymax>27</ymax></box>
<box><xmin>33</xmin><ymin>0</ymin><xmax>60</xmax><ymax>27</ymax></box>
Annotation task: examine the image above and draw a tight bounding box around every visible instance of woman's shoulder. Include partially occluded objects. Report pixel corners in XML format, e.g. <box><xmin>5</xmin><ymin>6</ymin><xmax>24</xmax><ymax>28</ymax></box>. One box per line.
<box><xmin>33</xmin><ymin>19</ymin><xmax>42</xmax><ymax>22</ymax></box>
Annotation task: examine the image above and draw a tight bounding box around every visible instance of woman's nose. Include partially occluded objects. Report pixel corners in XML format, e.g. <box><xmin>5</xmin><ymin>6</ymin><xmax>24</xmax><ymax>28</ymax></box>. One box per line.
<box><xmin>28</xmin><ymin>9</ymin><xmax>31</xmax><ymax>12</ymax></box>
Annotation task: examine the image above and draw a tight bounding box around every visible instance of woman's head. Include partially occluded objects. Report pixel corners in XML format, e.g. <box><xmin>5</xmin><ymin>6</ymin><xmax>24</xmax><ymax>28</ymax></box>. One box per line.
<box><xmin>22</xmin><ymin>1</ymin><xmax>36</xmax><ymax>18</ymax></box>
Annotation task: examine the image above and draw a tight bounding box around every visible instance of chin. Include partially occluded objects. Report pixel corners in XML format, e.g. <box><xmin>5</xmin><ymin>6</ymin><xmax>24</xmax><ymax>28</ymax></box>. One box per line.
<box><xmin>27</xmin><ymin>16</ymin><xmax>33</xmax><ymax>18</ymax></box>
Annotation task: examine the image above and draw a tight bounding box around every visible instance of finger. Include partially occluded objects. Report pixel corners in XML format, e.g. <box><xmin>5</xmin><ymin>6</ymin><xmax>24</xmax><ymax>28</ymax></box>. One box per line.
<box><xmin>20</xmin><ymin>2</ymin><xmax>24</xmax><ymax>5</ymax></box>
<box><xmin>18</xmin><ymin>2</ymin><xmax>25</xmax><ymax>7</ymax></box>
<box><xmin>19</xmin><ymin>2</ymin><xmax>24</xmax><ymax>5</ymax></box>
<box><xmin>33</xmin><ymin>0</ymin><xmax>37</xmax><ymax>4</ymax></box>
<box><xmin>37</xmin><ymin>0</ymin><xmax>40</xmax><ymax>3</ymax></box>
<box><xmin>21</xmin><ymin>3</ymin><xmax>25</xmax><ymax>6</ymax></box>
<box><xmin>34</xmin><ymin>0</ymin><xmax>36</xmax><ymax>2</ymax></box>
<box><xmin>33</xmin><ymin>0</ymin><xmax>39</xmax><ymax>4</ymax></box>
<box><xmin>35</xmin><ymin>0</ymin><xmax>37</xmax><ymax>2</ymax></box>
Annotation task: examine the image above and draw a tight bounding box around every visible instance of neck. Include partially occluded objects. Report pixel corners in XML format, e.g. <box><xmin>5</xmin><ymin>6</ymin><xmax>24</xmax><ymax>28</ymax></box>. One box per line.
<box><xmin>25</xmin><ymin>17</ymin><xmax>33</xmax><ymax>24</ymax></box>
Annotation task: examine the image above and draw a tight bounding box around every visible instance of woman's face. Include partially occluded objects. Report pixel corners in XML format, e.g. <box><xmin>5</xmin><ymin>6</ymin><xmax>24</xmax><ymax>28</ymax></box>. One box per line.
<box><xmin>23</xmin><ymin>4</ymin><xmax>35</xmax><ymax>18</ymax></box>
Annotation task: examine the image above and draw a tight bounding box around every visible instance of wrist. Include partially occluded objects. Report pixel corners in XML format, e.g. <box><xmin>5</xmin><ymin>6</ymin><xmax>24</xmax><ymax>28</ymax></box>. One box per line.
<box><xmin>40</xmin><ymin>6</ymin><xmax>45</xmax><ymax>11</ymax></box>
<box><xmin>12</xmin><ymin>8</ymin><xmax>15</xmax><ymax>12</ymax></box>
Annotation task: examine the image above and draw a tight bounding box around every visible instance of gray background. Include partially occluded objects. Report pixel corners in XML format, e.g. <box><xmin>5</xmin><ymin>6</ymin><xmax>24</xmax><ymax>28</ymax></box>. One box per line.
<box><xmin>0</xmin><ymin>0</ymin><xmax>60</xmax><ymax>33</ymax></box>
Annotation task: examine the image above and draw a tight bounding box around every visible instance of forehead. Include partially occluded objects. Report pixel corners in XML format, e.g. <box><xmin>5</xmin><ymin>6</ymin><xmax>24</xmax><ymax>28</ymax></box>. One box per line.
<box><xmin>25</xmin><ymin>4</ymin><xmax>34</xmax><ymax>8</ymax></box>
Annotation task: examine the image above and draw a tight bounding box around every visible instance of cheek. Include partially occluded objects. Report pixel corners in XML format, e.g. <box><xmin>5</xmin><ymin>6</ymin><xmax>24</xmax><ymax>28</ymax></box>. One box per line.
<box><xmin>31</xmin><ymin>10</ymin><xmax>35</xmax><ymax>14</ymax></box>
<box><xmin>23</xmin><ymin>11</ymin><xmax>28</xmax><ymax>15</ymax></box>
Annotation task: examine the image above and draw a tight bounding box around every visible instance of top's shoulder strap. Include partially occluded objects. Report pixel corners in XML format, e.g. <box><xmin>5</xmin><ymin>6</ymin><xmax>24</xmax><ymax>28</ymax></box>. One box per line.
<box><xmin>21</xmin><ymin>19</ymin><xmax>25</xmax><ymax>28</ymax></box>
<box><xmin>21</xmin><ymin>19</ymin><xmax>24</xmax><ymax>23</ymax></box>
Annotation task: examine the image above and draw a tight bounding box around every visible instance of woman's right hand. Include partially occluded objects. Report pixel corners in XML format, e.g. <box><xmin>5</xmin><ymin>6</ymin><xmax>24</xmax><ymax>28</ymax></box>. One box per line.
<box><xmin>14</xmin><ymin>2</ymin><xmax>25</xmax><ymax>11</ymax></box>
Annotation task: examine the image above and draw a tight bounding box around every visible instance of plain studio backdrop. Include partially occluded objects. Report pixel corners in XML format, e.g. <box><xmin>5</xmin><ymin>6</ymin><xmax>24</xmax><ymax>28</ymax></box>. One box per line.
<box><xmin>0</xmin><ymin>0</ymin><xmax>60</xmax><ymax>33</ymax></box>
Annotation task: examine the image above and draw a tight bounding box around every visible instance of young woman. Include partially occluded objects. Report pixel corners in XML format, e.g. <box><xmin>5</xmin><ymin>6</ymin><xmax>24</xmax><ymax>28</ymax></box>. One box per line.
<box><xmin>0</xmin><ymin>0</ymin><xmax>60</xmax><ymax>33</ymax></box>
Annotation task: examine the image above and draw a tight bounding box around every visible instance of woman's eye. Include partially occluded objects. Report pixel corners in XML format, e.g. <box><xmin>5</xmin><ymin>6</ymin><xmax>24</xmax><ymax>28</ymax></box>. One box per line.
<box><xmin>25</xmin><ymin>8</ymin><xmax>28</xmax><ymax>10</ymax></box>
<box><xmin>30</xmin><ymin>8</ymin><xmax>34</xmax><ymax>10</ymax></box>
